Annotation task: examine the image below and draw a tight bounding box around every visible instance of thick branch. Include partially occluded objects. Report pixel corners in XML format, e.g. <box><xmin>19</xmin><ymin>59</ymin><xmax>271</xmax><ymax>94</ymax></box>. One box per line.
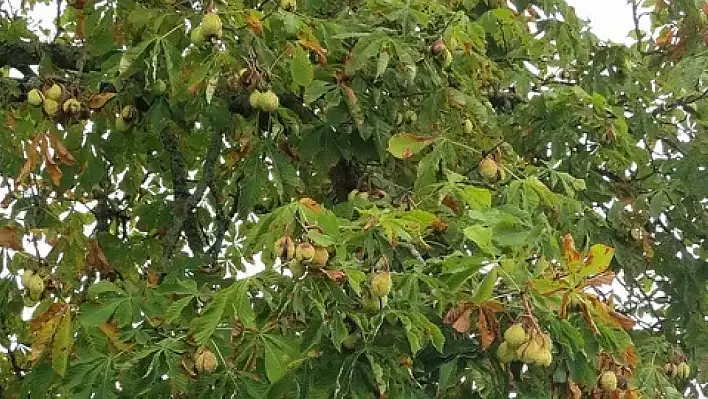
<box><xmin>159</xmin><ymin>126</ymin><xmax>223</xmax><ymax>267</ymax></box>
<box><xmin>0</xmin><ymin>41</ymin><xmax>95</xmax><ymax>71</ymax></box>
<box><xmin>207</xmin><ymin>180</ymin><xmax>239</xmax><ymax>263</ymax></box>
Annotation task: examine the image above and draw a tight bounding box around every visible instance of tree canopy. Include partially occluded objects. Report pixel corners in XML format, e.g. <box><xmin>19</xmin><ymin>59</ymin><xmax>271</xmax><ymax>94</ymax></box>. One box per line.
<box><xmin>0</xmin><ymin>0</ymin><xmax>707</xmax><ymax>397</ymax></box>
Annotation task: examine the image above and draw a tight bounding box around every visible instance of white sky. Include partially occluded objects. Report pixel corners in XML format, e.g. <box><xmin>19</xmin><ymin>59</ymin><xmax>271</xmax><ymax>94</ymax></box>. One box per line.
<box><xmin>568</xmin><ymin>0</ymin><xmax>643</xmax><ymax>44</ymax></box>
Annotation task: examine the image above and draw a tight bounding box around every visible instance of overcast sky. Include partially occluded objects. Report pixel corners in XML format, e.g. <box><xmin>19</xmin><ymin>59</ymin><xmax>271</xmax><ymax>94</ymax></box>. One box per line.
<box><xmin>4</xmin><ymin>0</ymin><xmax>642</xmax><ymax>44</ymax></box>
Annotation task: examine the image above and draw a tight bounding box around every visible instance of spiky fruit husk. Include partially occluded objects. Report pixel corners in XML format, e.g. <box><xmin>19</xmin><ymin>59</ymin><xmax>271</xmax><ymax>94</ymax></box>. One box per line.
<box><xmin>396</xmin><ymin>112</ymin><xmax>404</xmax><ymax>125</ymax></box>
<box><xmin>28</xmin><ymin>89</ymin><xmax>44</xmax><ymax>106</ymax></box>
<box><xmin>194</xmin><ymin>347</ymin><xmax>218</xmax><ymax>373</ymax></box>
<box><xmin>360</xmin><ymin>292</ymin><xmax>383</xmax><ymax>312</ymax></box>
<box><xmin>21</xmin><ymin>270</ymin><xmax>35</xmax><ymax>288</ymax></box>
<box><xmin>517</xmin><ymin>339</ymin><xmax>543</xmax><ymax>364</ymax></box>
<box><xmin>115</xmin><ymin>116</ymin><xmax>128</xmax><ymax>132</ymax></box>
<box><xmin>311</xmin><ymin>247</ymin><xmax>329</xmax><ymax>269</ymax></box>
<box><xmin>664</xmin><ymin>363</ymin><xmax>677</xmax><ymax>377</ymax></box>
<box><xmin>43</xmin><ymin>99</ymin><xmax>59</xmax><ymax>117</ymax></box>
<box><xmin>431</xmin><ymin>39</ymin><xmax>446</xmax><ymax>56</ymax></box>
<box><xmin>440</xmin><ymin>49</ymin><xmax>453</xmax><ymax>70</ymax></box>
<box><xmin>404</xmin><ymin>110</ymin><xmax>417</xmax><ymax>123</ymax></box>
<box><xmin>249</xmin><ymin>90</ymin><xmax>263</xmax><ymax>109</ymax></box>
<box><xmin>464</xmin><ymin>119</ymin><xmax>474</xmax><ymax>134</ymax></box>
<box><xmin>479</xmin><ymin>157</ymin><xmax>499</xmax><ymax>180</ymax></box>
<box><xmin>201</xmin><ymin>14</ymin><xmax>223</xmax><ymax>38</ymax></box>
<box><xmin>62</xmin><ymin>98</ymin><xmax>81</xmax><ymax>114</ymax></box>
<box><xmin>121</xmin><ymin>105</ymin><xmax>136</xmax><ymax>121</ymax></box>
<box><xmin>536</xmin><ymin>349</ymin><xmax>553</xmax><ymax>367</ymax></box>
<box><xmin>152</xmin><ymin>79</ymin><xmax>167</xmax><ymax>95</ymax></box>
<box><xmin>280</xmin><ymin>0</ymin><xmax>297</xmax><ymax>11</ymax></box>
<box><xmin>540</xmin><ymin>333</ymin><xmax>552</xmax><ymax>350</ymax></box>
<box><xmin>599</xmin><ymin>371</ymin><xmax>618</xmax><ymax>391</ymax></box>
<box><xmin>370</xmin><ymin>271</ymin><xmax>392</xmax><ymax>297</ymax></box>
<box><xmin>28</xmin><ymin>274</ymin><xmax>44</xmax><ymax>301</ymax></box>
<box><xmin>23</xmin><ymin>297</ymin><xmax>39</xmax><ymax>307</ymax></box>
<box><xmin>342</xmin><ymin>332</ymin><xmax>360</xmax><ymax>350</ymax></box>
<box><xmin>289</xmin><ymin>260</ymin><xmax>305</xmax><ymax>279</ymax></box>
<box><xmin>503</xmin><ymin>324</ymin><xmax>527</xmax><ymax>348</ymax></box>
<box><xmin>677</xmin><ymin>362</ymin><xmax>690</xmax><ymax>379</ymax></box>
<box><xmin>274</xmin><ymin>236</ymin><xmax>295</xmax><ymax>261</ymax></box>
<box><xmin>497</xmin><ymin>341</ymin><xmax>516</xmax><ymax>363</ymax></box>
<box><xmin>295</xmin><ymin>242</ymin><xmax>316</xmax><ymax>263</ymax></box>
<box><xmin>260</xmin><ymin>90</ymin><xmax>279</xmax><ymax>112</ymax></box>
<box><xmin>44</xmin><ymin>84</ymin><xmax>63</xmax><ymax>101</ymax></box>
<box><xmin>191</xmin><ymin>26</ymin><xmax>205</xmax><ymax>46</ymax></box>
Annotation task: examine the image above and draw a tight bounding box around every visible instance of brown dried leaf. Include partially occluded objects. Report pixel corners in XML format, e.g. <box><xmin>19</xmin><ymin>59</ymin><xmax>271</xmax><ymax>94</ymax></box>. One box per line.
<box><xmin>85</xmin><ymin>238</ymin><xmax>113</xmax><ymax>272</ymax></box>
<box><xmin>584</xmin><ymin>271</ymin><xmax>616</xmax><ymax>287</ymax></box>
<box><xmin>562</xmin><ymin>233</ymin><xmax>581</xmax><ymax>265</ymax></box>
<box><xmin>476</xmin><ymin>308</ymin><xmax>496</xmax><ymax>350</ymax></box>
<box><xmin>321</xmin><ymin>269</ymin><xmax>346</xmax><ymax>283</ymax></box>
<box><xmin>441</xmin><ymin>195</ymin><xmax>461</xmax><ymax>214</ymax></box>
<box><xmin>50</xmin><ymin>134</ymin><xmax>76</xmax><ymax>165</ymax></box>
<box><xmin>623</xmin><ymin>344</ymin><xmax>638</xmax><ymax>369</ymax></box>
<box><xmin>451</xmin><ymin>309</ymin><xmax>472</xmax><ymax>333</ymax></box>
<box><xmin>18</xmin><ymin>135</ymin><xmax>41</xmax><ymax>184</ymax></box>
<box><xmin>45</xmin><ymin>161</ymin><xmax>63</xmax><ymax>186</ymax></box>
<box><xmin>297</xmin><ymin>37</ymin><xmax>328</xmax><ymax>66</ymax></box>
<box><xmin>298</xmin><ymin>197</ymin><xmax>322</xmax><ymax>212</ymax></box>
<box><xmin>87</xmin><ymin>92</ymin><xmax>116</xmax><ymax>109</ymax></box>
<box><xmin>0</xmin><ymin>225</ymin><xmax>23</xmax><ymax>251</ymax></box>
<box><xmin>564</xmin><ymin>379</ymin><xmax>582</xmax><ymax>399</ymax></box>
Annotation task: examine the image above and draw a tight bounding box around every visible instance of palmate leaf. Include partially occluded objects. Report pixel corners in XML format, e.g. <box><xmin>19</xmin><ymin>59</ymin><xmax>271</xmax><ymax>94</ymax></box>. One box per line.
<box><xmin>1</xmin><ymin>0</ymin><xmax>707</xmax><ymax>396</ymax></box>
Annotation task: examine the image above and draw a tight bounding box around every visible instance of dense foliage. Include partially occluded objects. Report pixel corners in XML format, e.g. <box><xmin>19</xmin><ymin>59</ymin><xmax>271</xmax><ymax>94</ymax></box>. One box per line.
<box><xmin>1</xmin><ymin>0</ymin><xmax>707</xmax><ymax>397</ymax></box>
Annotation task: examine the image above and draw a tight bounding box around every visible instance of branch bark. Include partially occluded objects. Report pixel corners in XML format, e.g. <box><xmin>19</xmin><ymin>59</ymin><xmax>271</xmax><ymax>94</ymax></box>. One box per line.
<box><xmin>0</xmin><ymin>41</ymin><xmax>95</xmax><ymax>72</ymax></box>
<box><xmin>158</xmin><ymin>125</ymin><xmax>223</xmax><ymax>268</ymax></box>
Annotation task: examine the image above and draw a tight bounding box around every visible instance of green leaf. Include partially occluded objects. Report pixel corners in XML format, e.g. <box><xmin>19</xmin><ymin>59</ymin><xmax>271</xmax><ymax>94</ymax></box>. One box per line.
<box><xmin>79</xmin><ymin>298</ymin><xmax>124</xmax><ymax>327</ymax></box>
<box><xmin>387</xmin><ymin>133</ymin><xmax>436</xmax><ymax>159</ymax></box>
<box><xmin>375</xmin><ymin>51</ymin><xmax>390</xmax><ymax>78</ymax></box>
<box><xmin>165</xmin><ymin>296</ymin><xmax>194</xmax><ymax>324</ymax></box>
<box><xmin>399</xmin><ymin>314</ymin><xmax>422</xmax><ymax>354</ymax></box>
<box><xmin>190</xmin><ymin>288</ymin><xmax>229</xmax><ymax>345</ymax></box>
<box><xmin>87</xmin><ymin>281</ymin><xmax>124</xmax><ymax>297</ymax></box>
<box><xmin>459</xmin><ymin>186</ymin><xmax>492</xmax><ymax>210</ymax></box>
<box><xmin>303</xmin><ymin>80</ymin><xmax>334</xmax><ymax>104</ymax></box>
<box><xmin>463</xmin><ymin>225</ymin><xmax>497</xmax><ymax>255</ymax></box>
<box><xmin>472</xmin><ymin>267</ymin><xmax>498</xmax><ymax>304</ymax></box>
<box><xmin>291</xmin><ymin>46</ymin><xmax>314</xmax><ymax>87</ymax></box>
<box><xmin>347</xmin><ymin>35</ymin><xmax>386</xmax><ymax>74</ymax></box>
<box><xmin>263</xmin><ymin>340</ymin><xmax>288</xmax><ymax>383</ymax></box>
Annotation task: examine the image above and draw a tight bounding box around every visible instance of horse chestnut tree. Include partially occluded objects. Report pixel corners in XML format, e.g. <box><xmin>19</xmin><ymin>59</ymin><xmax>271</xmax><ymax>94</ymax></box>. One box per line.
<box><xmin>0</xmin><ymin>0</ymin><xmax>705</xmax><ymax>398</ymax></box>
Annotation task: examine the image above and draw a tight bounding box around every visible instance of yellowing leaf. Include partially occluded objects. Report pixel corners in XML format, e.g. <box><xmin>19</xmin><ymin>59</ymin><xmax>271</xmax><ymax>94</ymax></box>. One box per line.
<box><xmin>582</xmin><ymin>244</ymin><xmax>615</xmax><ymax>277</ymax></box>
<box><xmin>30</xmin><ymin>303</ymin><xmax>69</xmax><ymax>363</ymax></box>
<box><xmin>561</xmin><ymin>233</ymin><xmax>581</xmax><ymax>269</ymax></box>
<box><xmin>246</xmin><ymin>12</ymin><xmax>263</xmax><ymax>36</ymax></box>
<box><xmin>51</xmin><ymin>309</ymin><xmax>72</xmax><ymax>376</ymax></box>
<box><xmin>387</xmin><ymin>133</ymin><xmax>436</xmax><ymax>159</ymax></box>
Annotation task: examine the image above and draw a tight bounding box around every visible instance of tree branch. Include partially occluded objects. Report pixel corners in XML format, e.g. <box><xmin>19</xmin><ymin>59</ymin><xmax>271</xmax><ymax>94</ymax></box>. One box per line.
<box><xmin>207</xmin><ymin>180</ymin><xmax>239</xmax><ymax>264</ymax></box>
<box><xmin>0</xmin><ymin>41</ymin><xmax>96</xmax><ymax>71</ymax></box>
<box><xmin>159</xmin><ymin>126</ymin><xmax>223</xmax><ymax>268</ymax></box>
